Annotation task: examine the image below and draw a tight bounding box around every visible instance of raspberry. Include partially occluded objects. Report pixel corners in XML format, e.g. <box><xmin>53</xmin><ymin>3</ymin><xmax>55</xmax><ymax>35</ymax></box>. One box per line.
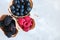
<box><xmin>24</xmin><ymin>16</ymin><xmax>31</xmax><ymax>22</ymax></box>
<box><xmin>17</xmin><ymin>16</ymin><xmax>33</xmax><ymax>32</ymax></box>
<box><xmin>17</xmin><ymin>18</ymin><xmax>25</xmax><ymax>25</ymax></box>
<box><xmin>23</xmin><ymin>20</ymin><xmax>32</xmax><ymax>27</ymax></box>
<box><xmin>23</xmin><ymin>27</ymin><xmax>30</xmax><ymax>32</ymax></box>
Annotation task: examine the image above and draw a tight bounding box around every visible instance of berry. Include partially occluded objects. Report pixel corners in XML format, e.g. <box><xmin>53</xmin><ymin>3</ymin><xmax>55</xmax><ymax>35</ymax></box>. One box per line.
<box><xmin>20</xmin><ymin>9</ymin><xmax>24</xmax><ymax>13</ymax></box>
<box><xmin>15</xmin><ymin>12</ymin><xmax>20</xmax><ymax>16</ymax></box>
<box><xmin>9</xmin><ymin>22</ymin><xmax>16</xmax><ymax>34</ymax></box>
<box><xmin>20</xmin><ymin>0</ymin><xmax>24</xmax><ymax>2</ymax></box>
<box><xmin>10</xmin><ymin>0</ymin><xmax>32</xmax><ymax>16</ymax></box>
<box><xmin>16</xmin><ymin>4</ymin><xmax>20</xmax><ymax>8</ymax></box>
<box><xmin>24</xmin><ymin>16</ymin><xmax>31</xmax><ymax>22</ymax></box>
<box><xmin>17</xmin><ymin>16</ymin><xmax>33</xmax><ymax>32</ymax></box>
<box><xmin>27</xmin><ymin>7</ymin><xmax>31</xmax><ymax>12</ymax></box>
<box><xmin>21</xmin><ymin>5</ymin><xmax>24</xmax><ymax>9</ymax></box>
<box><xmin>0</xmin><ymin>21</ymin><xmax>3</xmax><ymax>27</ymax></box>
<box><xmin>24</xmin><ymin>11</ymin><xmax>28</xmax><ymax>15</ymax></box>
<box><xmin>10</xmin><ymin>5</ymin><xmax>16</xmax><ymax>14</ymax></box>
<box><xmin>18</xmin><ymin>18</ymin><xmax>25</xmax><ymax>25</ymax></box>
<box><xmin>3</xmin><ymin>16</ymin><xmax>13</xmax><ymax>26</ymax></box>
<box><xmin>14</xmin><ymin>0</ymin><xmax>20</xmax><ymax>4</ymax></box>
<box><xmin>6</xmin><ymin>32</ymin><xmax>13</xmax><ymax>38</ymax></box>
<box><xmin>23</xmin><ymin>27</ymin><xmax>30</xmax><ymax>32</ymax></box>
<box><xmin>1</xmin><ymin>15</ymin><xmax>17</xmax><ymax>38</ymax></box>
<box><xmin>10</xmin><ymin>5</ymin><xmax>15</xmax><ymax>11</ymax></box>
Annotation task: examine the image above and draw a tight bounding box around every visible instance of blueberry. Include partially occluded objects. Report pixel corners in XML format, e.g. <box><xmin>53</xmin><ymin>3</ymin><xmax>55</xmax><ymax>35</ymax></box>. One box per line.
<box><xmin>20</xmin><ymin>0</ymin><xmax>24</xmax><ymax>2</ymax></box>
<box><xmin>20</xmin><ymin>13</ymin><xmax>24</xmax><ymax>16</ymax></box>
<box><xmin>16</xmin><ymin>4</ymin><xmax>20</xmax><ymax>8</ymax></box>
<box><xmin>10</xmin><ymin>5</ymin><xmax>15</xmax><ymax>10</ymax></box>
<box><xmin>16</xmin><ymin>12</ymin><xmax>20</xmax><ymax>16</ymax></box>
<box><xmin>21</xmin><ymin>5</ymin><xmax>24</xmax><ymax>9</ymax></box>
<box><xmin>14</xmin><ymin>0</ymin><xmax>20</xmax><ymax>4</ymax></box>
<box><xmin>24</xmin><ymin>11</ymin><xmax>28</xmax><ymax>14</ymax></box>
<box><xmin>25</xmin><ymin>0</ymin><xmax>29</xmax><ymax>2</ymax></box>
<box><xmin>27</xmin><ymin>7</ymin><xmax>31</xmax><ymax>12</ymax></box>
<box><xmin>14</xmin><ymin>0</ymin><xmax>18</xmax><ymax>4</ymax></box>
<box><xmin>16</xmin><ymin>8</ymin><xmax>19</xmax><ymax>11</ymax></box>
<box><xmin>27</xmin><ymin>2</ymin><xmax>30</xmax><ymax>6</ymax></box>
<box><xmin>12</xmin><ymin>10</ymin><xmax>16</xmax><ymax>13</ymax></box>
<box><xmin>10</xmin><ymin>0</ymin><xmax>32</xmax><ymax>16</ymax></box>
<box><xmin>10</xmin><ymin>5</ymin><xmax>16</xmax><ymax>14</ymax></box>
<box><xmin>20</xmin><ymin>9</ymin><xmax>24</xmax><ymax>13</ymax></box>
<box><xmin>26</xmin><ymin>2</ymin><xmax>30</xmax><ymax>7</ymax></box>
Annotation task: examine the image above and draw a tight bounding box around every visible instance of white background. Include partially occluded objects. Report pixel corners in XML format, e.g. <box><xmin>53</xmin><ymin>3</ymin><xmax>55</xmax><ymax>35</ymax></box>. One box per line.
<box><xmin>0</xmin><ymin>0</ymin><xmax>60</xmax><ymax>40</ymax></box>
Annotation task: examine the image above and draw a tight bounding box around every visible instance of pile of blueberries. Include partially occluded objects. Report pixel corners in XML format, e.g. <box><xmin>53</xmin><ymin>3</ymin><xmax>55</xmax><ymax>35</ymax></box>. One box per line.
<box><xmin>0</xmin><ymin>15</ymin><xmax>18</xmax><ymax>38</ymax></box>
<box><xmin>10</xmin><ymin>0</ymin><xmax>32</xmax><ymax>16</ymax></box>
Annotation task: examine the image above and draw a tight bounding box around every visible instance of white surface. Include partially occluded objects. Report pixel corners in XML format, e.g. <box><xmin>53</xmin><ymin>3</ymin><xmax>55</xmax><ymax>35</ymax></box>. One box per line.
<box><xmin>0</xmin><ymin>0</ymin><xmax>60</xmax><ymax>40</ymax></box>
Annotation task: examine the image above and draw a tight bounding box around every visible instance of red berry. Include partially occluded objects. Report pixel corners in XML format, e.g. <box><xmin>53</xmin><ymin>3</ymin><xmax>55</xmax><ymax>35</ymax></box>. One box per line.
<box><xmin>17</xmin><ymin>18</ymin><xmax>25</xmax><ymax>25</ymax></box>
<box><xmin>17</xmin><ymin>16</ymin><xmax>33</xmax><ymax>32</ymax></box>
<box><xmin>23</xmin><ymin>27</ymin><xmax>30</xmax><ymax>32</ymax></box>
<box><xmin>23</xmin><ymin>21</ymin><xmax>32</xmax><ymax>28</ymax></box>
<box><xmin>24</xmin><ymin>16</ymin><xmax>31</xmax><ymax>22</ymax></box>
